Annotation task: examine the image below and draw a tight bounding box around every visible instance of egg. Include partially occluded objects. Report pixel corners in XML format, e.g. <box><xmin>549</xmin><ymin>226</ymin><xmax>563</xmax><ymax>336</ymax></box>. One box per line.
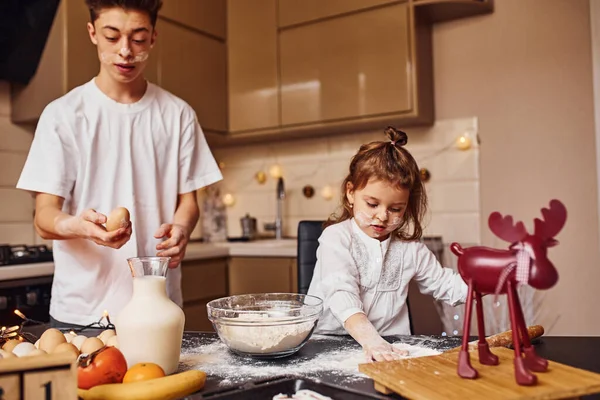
<box><xmin>80</xmin><ymin>337</ymin><xmax>104</xmax><ymax>354</ymax></box>
<box><xmin>12</xmin><ymin>342</ymin><xmax>36</xmax><ymax>357</ymax></box>
<box><xmin>71</xmin><ymin>335</ymin><xmax>88</xmax><ymax>351</ymax></box>
<box><xmin>39</xmin><ymin>328</ymin><xmax>67</xmax><ymax>353</ymax></box>
<box><xmin>97</xmin><ymin>329</ymin><xmax>116</xmax><ymax>344</ymax></box>
<box><xmin>52</xmin><ymin>342</ymin><xmax>80</xmax><ymax>361</ymax></box>
<box><xmin>105</xmin><ymin>335</ymin><xmax>119</xmax><ymax>348</ymax></box>
<box><xmin>25</xmin><ymin>348</ymin><xmax>47</xmax><ymax>357</ymax></box>
<box><xmin>64</xmin><ymin>332</ymin><xmax>77</xmax><ymax>343</ymax></box>
<box><xmin>2</xmin><ymin>339</ymin><xmax>21</xmax><ymax>353</ymax></box>
<box><xmin>106</xmin><ymin>207</ymin><xmax>130</xmax><ymax>231</ymax></box>
<box><xmin>0</xmin><ymin>349</ymin><xmax>15</xmax><ymax>358</ymax></box>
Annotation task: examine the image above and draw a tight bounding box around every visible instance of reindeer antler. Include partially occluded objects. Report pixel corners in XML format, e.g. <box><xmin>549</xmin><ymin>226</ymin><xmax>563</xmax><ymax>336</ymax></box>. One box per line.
<box><xmin>534</xmin><ymin>199</ymin><xmax>567</xmax><ymax>240</ymax></box>
<box><xmin>489</xmin><ymin>212</ymin><xmax>528</xmax><ymax>243</ymax></box>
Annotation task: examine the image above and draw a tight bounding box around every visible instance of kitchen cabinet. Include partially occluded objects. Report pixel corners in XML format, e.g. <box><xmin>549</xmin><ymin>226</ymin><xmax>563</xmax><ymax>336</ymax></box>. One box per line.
<box><xmin>11</xmin><ymin>0</ymin><xmax>98</xmax><ymax>123</ymax></box>
<box><xmin>227</xmin><ymin>0</ymin><xmax>280</xmax><ymax>133</ymax></box>
<box><xmin>159</xmin><ymin>0</ymin><xmax>226</xmax><ymax>39</ymax></box>
<box><xmin>155</xmin><ymin>19</ymin><xmax>227</xmax><ymax>134</ymax></box>
<box><xmin>278</xmin><ymin>0</ymin><xmax>397</xmax><ymax>28</ymax></box>
<box><xmin>279</xmin><ymin>2</ymin><xmax>420</xmax><ymax>127</ymax></box>
<box><xmin>181</xmin><ymin>257</ymin><xmax>228</xmax><ymax>332</ymax></box>
<box><xmin>228</xmin><ymin>257</ymin><xmax>298</xmax><ymax>295</ymax></box>
<box><xmin>414</xmin><ymin>0</ymin><xmax>494</xmax><ymax>23</ymax></box>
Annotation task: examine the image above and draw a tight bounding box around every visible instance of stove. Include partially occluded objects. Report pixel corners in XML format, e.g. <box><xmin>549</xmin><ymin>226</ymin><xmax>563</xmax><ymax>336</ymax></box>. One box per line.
<box><xmin>0</xmin><ymin>244</ymin><xmax>54</xmax><ymax>325</ymax></box>
<box><xmin>0</xmin><ymin>244</ymin><xmax>53</xmax><ymax>265</ymax></box>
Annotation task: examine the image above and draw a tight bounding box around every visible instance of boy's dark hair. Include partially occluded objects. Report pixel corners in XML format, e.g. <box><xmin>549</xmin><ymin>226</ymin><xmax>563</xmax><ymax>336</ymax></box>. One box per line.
<box><xmin>85</xmin><ymin>0</ymin><xmax>163</xmax><ymax>27</ymax></box>
<box><xmin>326</xmin><ymin>127</ymin><xmax>427</xmax><ymax>241</ymax></box>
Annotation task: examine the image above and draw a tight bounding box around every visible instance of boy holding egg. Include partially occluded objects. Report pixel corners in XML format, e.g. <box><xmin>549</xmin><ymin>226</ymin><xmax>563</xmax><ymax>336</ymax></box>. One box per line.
<box><xmin>16</xmin><ymin>0</ymin><xmax>222</xmax><ymax>328</ymax></box>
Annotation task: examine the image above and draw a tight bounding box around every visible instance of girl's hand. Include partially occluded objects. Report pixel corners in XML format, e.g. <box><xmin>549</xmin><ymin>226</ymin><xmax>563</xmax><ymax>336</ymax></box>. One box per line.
<box><xmin>363</xmin><ymin>338</ymin><xmax>409</xmax><ymax>362</ymax></box>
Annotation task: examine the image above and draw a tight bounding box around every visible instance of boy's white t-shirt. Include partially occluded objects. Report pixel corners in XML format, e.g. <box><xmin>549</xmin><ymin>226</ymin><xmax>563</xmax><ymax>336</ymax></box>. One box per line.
<box><xmin>16</xmin><ymin>79</ymin><xmax>223</xmax><ymax>326</ymax></box>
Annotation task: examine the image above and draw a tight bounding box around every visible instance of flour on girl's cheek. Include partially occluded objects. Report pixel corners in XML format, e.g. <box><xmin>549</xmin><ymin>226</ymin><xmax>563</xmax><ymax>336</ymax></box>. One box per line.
<box><xmin>354</xmin><ymin>211</ymin><xmax>376</xmax><ymax>228</ymax></box>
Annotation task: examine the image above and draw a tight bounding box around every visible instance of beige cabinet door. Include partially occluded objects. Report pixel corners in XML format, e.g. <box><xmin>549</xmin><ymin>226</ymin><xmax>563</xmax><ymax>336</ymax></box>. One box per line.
<box><xmin>279</xmin><ymin>3</ymin><xmax>412</xmax><ymax>127</ymax></box>
<box><xmin>278</xmin><ymin>0</ymin><xmax>398</xmax><ymax>27</ymax></box>
<box><xmin>228</xmin><ymin>257</ymin><xmax>297</xmax><ymax>295</ymax></box>
<box><xmin>65</xmin><ymin>0</ymin><xmax>99</xmax><ymax>90</ymax></box>
<box><xmin>227</xmin><ymin>0</ymin><xmax>279</xmax><ymax>133</ymax></box>
<box><xmin>157</xmin><ymin>19</ymin><xmax>227</xmax><ymax>133</ymax></box>
<box><xmin>159</xmin><ymin>0</ymin><xmax>226</xmax><ymax>39</ymax></box>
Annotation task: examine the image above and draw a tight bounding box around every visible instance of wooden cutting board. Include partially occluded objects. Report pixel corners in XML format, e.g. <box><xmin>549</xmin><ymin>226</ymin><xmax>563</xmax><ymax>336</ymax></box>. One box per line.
<box><xmin>358</xmin><ymin>347</ymin><xmax>600</xmax><ymax>400</ymax></box>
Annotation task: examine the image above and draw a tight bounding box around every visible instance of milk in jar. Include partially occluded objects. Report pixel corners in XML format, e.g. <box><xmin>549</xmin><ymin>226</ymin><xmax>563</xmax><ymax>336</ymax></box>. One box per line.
<box><xmin>115</xmin><ymin>257</ymin><xmax>185</xmax><ymax>374</ymax></box>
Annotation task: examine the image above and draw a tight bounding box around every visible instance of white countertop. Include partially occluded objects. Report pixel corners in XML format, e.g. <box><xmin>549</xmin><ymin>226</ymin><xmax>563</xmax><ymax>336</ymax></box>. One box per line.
<box><xmin>0</xmin><ymin>239</ymin><xmax>297</xmax><ymax>281</ymax></box>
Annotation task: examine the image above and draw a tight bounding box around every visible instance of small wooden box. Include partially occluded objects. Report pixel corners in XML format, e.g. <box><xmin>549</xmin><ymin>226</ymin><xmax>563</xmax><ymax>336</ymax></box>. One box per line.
<box><xmin>0</xmin><ymin>352</ymin><xmax>77</xmax><ymax>400</ymax></box>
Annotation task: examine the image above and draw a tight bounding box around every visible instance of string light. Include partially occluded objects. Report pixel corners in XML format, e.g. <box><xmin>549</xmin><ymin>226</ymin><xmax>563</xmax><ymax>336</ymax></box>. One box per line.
<box><xmin>455</xmin><ymin>132</ymin><xmax>473</xmax><ymax>150</ymax></box>
<box><xmin>223</xmin><ymin>193</ymin><xmax>236</xmax><ymax>207</ymax></box>
<box><xmin>321</xmin><ymin>185</ymin><xmax>334</xmax><ymax>201</ymax></box>
<box><xmin>269</xmin><ymin>164</ymin><xmax>283</xmax><ymax>179</ymax></box>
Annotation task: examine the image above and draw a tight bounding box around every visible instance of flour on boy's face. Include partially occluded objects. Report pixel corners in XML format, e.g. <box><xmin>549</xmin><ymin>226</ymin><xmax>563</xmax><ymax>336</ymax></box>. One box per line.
<box><xmin>347</xmin><ymin>179</ymin><xmax>409</xmax><ymax>241</ymax></box>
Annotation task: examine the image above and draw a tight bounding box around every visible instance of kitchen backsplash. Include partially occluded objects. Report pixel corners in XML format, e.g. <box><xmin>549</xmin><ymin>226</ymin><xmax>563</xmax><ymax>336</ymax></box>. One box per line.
<box><xmin>212</xmin><ymin>117</ymin><xmax>481</xmax><ymax>245</ymax></box>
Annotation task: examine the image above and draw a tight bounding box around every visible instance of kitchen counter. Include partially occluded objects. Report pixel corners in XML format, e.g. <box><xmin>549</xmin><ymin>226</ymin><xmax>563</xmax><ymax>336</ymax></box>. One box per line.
<box><xmin>15</xmin><ymin>325</ymin><xmax>600</xmax><ymax>399</ymax></box>
<box><xmin>180</xmin><ymin>334</ymin><xmax>600</xmax><ymax>399</ymax></box>
<box><xmin>0</xmin><ymin>239</ymin><xmax>297</xmax><ymax>281</ymax></box>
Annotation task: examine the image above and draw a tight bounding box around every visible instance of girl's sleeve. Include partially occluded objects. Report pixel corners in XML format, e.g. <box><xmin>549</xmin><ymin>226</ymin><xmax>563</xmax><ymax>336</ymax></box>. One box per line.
<box><xmin>412</xmin><ymin>242</ymin><xmax>468</xmax><ymax>306</ymax></box>
<box><xmin>317</xmin><ymin>228</ymin><xmax>365</xmax><ymax>325</ymax></box>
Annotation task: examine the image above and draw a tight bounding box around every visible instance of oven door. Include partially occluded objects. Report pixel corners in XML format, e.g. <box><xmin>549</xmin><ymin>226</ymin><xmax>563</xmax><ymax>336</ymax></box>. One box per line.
<box><xmin>0</xmin><ymin>276</ymin><xmax>52</xmax><ymax>326</ymax></box>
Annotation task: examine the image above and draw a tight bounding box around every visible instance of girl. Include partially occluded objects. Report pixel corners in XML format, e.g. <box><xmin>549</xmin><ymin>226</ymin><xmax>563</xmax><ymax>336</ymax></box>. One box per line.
<box><xmin>307</xmin><ymin>127</ymin><xmax>467</xmax><ymax>362</ymax></box>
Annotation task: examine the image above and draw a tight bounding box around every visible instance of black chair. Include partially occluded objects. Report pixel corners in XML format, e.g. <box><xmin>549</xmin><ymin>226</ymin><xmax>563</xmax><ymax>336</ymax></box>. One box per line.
<box><xmin>296</xmin><ymin>220</ymin><xmax>415</xmax><ymax>334</ymax></box>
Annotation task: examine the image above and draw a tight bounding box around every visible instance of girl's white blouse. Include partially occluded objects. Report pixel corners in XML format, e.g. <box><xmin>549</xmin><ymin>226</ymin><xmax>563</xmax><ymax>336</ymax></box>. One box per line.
<box><xmin>307</xmin><ymin>218</ymin><xmax>467</xmax><ymax>336</ymax></box>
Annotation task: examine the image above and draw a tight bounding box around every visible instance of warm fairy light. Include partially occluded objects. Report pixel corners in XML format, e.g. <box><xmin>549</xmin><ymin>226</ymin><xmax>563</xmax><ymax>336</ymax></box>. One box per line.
<box><xmin>14</xmin><ymin>309</ymin><xmax>26</xmax><ymax>320</ymax></box>
<box><xmin>222</xmin><ymin>193</ymin><xmax>235</xmax><ymax>207</ymax></box>
<box><xmin>269</xmin><ymin>164</ymin><xmax>282</xmax><ymax>179</ymax></box>
<box><xmin>455</xmin><ymin>133</ymin><xmax>472</xmax><ymax>150</ymax></box>
<box><xmin>321</xmin><ymin>185</ymin><xmax>334</xmax><ymax>201</ymax></box>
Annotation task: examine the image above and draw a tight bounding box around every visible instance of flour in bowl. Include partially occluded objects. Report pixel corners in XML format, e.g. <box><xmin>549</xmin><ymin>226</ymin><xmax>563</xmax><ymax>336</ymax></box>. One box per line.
<box><xmin>216</xmin><ymin>314</ymin><xmax>315</xmax><ymax>354</ymax></box>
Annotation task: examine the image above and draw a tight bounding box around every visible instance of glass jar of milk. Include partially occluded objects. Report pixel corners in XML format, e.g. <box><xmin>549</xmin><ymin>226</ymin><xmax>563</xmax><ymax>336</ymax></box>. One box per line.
<box><xmin>115</xmin><ymin>257</ymin><xmax>185</xmax><ymax>374</ymax></box>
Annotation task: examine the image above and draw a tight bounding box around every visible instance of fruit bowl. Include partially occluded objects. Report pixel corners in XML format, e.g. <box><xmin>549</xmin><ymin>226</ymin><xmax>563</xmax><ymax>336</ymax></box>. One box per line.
<box><xmin>206</xmin><ymin>293</ymin><xmax>323</xmax><ymax>359</ymax></box>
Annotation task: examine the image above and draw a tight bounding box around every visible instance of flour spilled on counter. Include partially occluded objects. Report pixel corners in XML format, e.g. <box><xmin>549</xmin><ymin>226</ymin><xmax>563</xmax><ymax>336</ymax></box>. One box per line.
<box><xmin>179</xmin><ymin>335</ymin><xmax>442</xmax><ymax>386</ymax></box>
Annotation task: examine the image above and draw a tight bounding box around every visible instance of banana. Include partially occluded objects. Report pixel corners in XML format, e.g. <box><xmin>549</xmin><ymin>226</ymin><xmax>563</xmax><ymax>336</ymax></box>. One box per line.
<box><xmin>77</xmin><ymin>370</ymin><xmax>206</xmax><ymax>400</ymax></box>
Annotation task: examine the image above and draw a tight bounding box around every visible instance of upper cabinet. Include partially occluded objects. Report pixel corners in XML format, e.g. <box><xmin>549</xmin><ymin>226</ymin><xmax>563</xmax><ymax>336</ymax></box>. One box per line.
<box><xmin>227</xmin><ymin>0</ymin><xmax>279</xmax><ymax>133</ymax></box>
<box><xmin>11</xmin><ymin>0</ymin><xmax>98</xmax><ymax>123</ymax></box>
<box><xmin>277</xmin><ymin>0</ymin><xmax>397</xmax><ymax>28</ymax></box>
<box><xmin>279</xmin><ymin>3</ymin><xmax>414</xmax><ymax>126</ymax></box>
<box><xmin>159</xmin><ymin>0</ymin><xmax>226</xmax><ymax>39</ymax></box>
<box><xmin>217</xmin><ymin>0</ymin><xmax>493</xmax><ymax>145</ymax></box>
<box><xmin>156</xmin><ymin>19</ymin><xmax>227</xmax><ymax>133</ymax></box>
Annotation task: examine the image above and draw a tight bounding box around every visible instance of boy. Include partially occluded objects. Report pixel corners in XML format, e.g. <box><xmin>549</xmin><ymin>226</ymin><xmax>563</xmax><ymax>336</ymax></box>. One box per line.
<box><xmin>16</xmin><ymin>0</ymin><xmax>222</xmax><ymax>328</ymax></box>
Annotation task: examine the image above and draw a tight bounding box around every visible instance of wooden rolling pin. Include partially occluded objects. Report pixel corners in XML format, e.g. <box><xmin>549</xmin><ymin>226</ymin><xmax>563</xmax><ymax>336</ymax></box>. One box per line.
<box><xmin>445</xmin><ymin>325</ymin><xmax>544</xmax><ymax>353</ymax></box>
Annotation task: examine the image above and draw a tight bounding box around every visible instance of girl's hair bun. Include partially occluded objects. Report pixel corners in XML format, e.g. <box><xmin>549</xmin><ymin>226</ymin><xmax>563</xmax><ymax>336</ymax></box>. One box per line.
<box><xmin>384</xmin><ymin>126</ymin><xmax>408</xmax><ymax>147</ymax></box>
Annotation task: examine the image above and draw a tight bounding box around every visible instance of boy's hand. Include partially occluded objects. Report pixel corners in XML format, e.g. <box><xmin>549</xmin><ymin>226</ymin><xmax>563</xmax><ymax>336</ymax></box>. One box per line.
<box><xmin>154</xmin><ymin>223</ymin><xmax>189</xmax><ymax>268</ymax></box>
<box><xmin>62</xmin><ymin>209</ymin><xmax>132</xmax><ymax>249</ymax></box>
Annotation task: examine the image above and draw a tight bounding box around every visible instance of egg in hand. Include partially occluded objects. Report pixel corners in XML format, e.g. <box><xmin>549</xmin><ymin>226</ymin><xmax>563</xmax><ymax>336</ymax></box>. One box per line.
<box><xmin>106</xmin><ymin>207</ymin><xmax>130</xmax><ymax>231</ymax></box>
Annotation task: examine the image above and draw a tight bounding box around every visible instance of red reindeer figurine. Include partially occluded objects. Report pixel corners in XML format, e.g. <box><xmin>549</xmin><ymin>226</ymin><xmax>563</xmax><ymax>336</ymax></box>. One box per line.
<box><xmin>450</xmin><ymin>199</ymin><xmax>567</xmax><ymax>386</ymax></box>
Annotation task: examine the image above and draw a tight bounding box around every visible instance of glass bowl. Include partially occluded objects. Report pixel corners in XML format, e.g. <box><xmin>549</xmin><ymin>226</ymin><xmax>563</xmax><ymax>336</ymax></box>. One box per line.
<box><xmin>206</xmin><ymin>293</ymin><xmax>323</xmax><ymax>359</ymax></box>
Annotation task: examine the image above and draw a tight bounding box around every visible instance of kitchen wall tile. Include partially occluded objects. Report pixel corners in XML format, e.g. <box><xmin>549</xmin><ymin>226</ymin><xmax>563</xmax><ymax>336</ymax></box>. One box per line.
<box><xmin>0</xmin><ymin>119</ymin><xmax>34</xmax><ymax>152</ymax></box>
<box><xmin>215</xmin><ymin>117</ymin><xmax>481</xmax><ymax>243</ymax></box>
<box><xmin>424</xmin><ymin>212</ymin><xmax>480</xmax><ymax>244</ymax></box>
<box><xmin>427</xmin><ymin>181</ymin><xmax>480</xmax><ymax>213</ymax></box>
<box><xmin>0</xmin><ymin>188</ymin><xmax>34</xmax><ymax>222</ymax></box>
<box><xmin>0</xmin><ymin>152</ymin><xmax>28</xmax><ymax>187</ymax></box>
<box><xmin>0</xmin><ymin>222</ymin><xmax>35</xmax><ymax>245</ymax></box>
